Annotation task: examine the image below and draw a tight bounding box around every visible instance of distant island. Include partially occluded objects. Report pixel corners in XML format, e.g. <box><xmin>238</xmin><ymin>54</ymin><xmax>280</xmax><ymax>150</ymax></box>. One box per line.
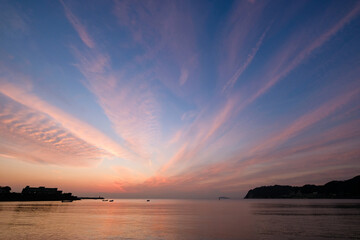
<box><xmin>0</xmin><ymin>186</ymin><xmax>80</xmax><ymax>201</ymax></box>
<box><xmin>244</xmin><ymin>175</ymin><xmax>360</xmax><ymax>199</ymax></box>
<box><xmin>218</xmin><ymin>196</ymin><xmax>230</xmax><ymax>200</ymax></box>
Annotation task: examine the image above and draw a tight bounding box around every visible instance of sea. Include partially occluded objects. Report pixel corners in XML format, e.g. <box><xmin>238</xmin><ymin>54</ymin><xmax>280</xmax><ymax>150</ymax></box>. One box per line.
<box><xmin>0</xmin><ymin>199</ymin><xmax>359</xmax><ymax>240</ymax></box>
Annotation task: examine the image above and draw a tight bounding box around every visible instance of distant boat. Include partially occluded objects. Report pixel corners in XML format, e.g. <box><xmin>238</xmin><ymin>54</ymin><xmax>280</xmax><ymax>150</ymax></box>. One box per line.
<box><xmin>109</xmin><ymin>200</ymin><xmax>114</xmax><ymax>202</ymax></box>
<box><xmin>147</xmin><ymin>199</ymin><xmax>150</xmax><ymax>202</ymax></box>
<box><xmin>102</xmin><ymin>199</ymin><xmax>108</xmax><ymax>201</ymax></box>
<box><xmin>61</xmin><ymin>199</ymin><xmax>73</xmax><ymax>202</ymax></box>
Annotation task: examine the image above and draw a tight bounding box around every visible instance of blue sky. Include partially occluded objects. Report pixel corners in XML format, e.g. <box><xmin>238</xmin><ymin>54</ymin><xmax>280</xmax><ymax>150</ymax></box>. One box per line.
<box><xmin>0</xmin><ymin>0</ymin><xmax>359</xmax><ymax>198</ymax></box>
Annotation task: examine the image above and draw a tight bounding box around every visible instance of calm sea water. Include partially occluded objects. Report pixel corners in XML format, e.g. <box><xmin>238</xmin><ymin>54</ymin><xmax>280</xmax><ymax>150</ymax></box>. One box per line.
<box><xmin>0</xmin><ymin>199</ymin><xmax>359</xmax><ymax>240</ymax></box>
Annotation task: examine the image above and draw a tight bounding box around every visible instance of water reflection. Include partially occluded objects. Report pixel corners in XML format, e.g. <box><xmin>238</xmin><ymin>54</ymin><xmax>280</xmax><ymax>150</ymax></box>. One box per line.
<box><xmin>0</xmin><ymin>199</ymin><xmax>359</xmax><ymax>240</ymax></box>
<box><xmin>250</xmin><ymin>200</ymin><xmax>360</xmax><ymax>216</ymax></box>
<box><xmin>15</xmin><ymin>203</ymin><xmax>57</xmax><ymax>212</ymax></box>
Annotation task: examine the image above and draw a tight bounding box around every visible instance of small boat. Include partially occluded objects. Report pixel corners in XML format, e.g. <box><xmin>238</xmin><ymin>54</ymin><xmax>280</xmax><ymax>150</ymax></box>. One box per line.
<box><xmin>147</xmin><ymin>199</ymin><xmax>150</xmax><ymax>202</ymax></box>
<box><xmin>62</xmin><ymin>199</ymin><xmax>73</xmax><ymax>202</ymax></box>
<box><xmin>102</xmin><ymin>199</ymin><xmax>108</xmax><ymax>201</ymax></box>
<box><xmin>109</xmin><ymin>200</ymin><xmax>114</xmax><ymax>202</ymax></box>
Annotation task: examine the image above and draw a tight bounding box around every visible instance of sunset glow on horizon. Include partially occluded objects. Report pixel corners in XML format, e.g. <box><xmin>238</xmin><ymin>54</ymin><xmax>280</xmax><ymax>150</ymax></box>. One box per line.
<box><xmin>1</xmin><ymin>0</ymin><xmax>359</xmax><ymax>198</ymax></box>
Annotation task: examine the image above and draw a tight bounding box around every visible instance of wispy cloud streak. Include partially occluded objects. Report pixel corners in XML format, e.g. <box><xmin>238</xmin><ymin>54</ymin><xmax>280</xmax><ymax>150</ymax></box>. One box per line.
<box><xmin>0</xmin><ymin>93</ymin><xmax>107</xmax><ymax>166</ymax></box>
<box><xmin>247</xmin><ymin>88</ymin><xmax>360</xmax><ymax>157</ymax></box>
<box><xmin>222</xmin><ymin>27</ymin><xmax>269</xmax><ymax>93</ymax></box>
<box><xmin>0</xmin><ymin>78</ymin><xmax>134</xmax><ymax>161</ymax></box>
<box><xmin>61</xmin><ymin>2</ymin><xmax>161</xmax><ymax>162</ymax></box>
<box><xmin>60</xmin><ymin>0</ymin><xmax>95</xmax><ymax>48</ymax></box>
<box><xmin>246</xmin><ymin>3</ymin><xmax>360</xmax><ymax>105</ymax></box>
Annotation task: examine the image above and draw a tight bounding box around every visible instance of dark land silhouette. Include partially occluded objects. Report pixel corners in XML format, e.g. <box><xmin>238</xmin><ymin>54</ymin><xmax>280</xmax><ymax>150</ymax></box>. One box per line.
<box><xmin>245</xmin><ymin>175</ymin><xmax>360</xmax><ymax>199</ymax></box>
<box><xmin>218</xmin><ymin>196</ymin><xmax>230</xmax><ymax>200</ymax></box>
<box><xmin>79</xmin><ymin>196</ymin><xmax>104</xmax><ymax>199</ymax></box>
<box><xmin>0</xmin><ymin>186</ymin><xmax>80</xmax><ymax>201</ymax></box>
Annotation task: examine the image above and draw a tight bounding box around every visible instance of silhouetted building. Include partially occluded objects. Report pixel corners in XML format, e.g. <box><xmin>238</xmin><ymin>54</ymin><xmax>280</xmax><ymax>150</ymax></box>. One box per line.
<box><xmin>0</xmin><ymin>186</ymin><xmax>11</xmax><ymax>194</ymax></box>
<box><xmin>1</xmin><ymin>185</ymin><xmax>79</xmax><ymax>201</ymax></box>
<box><xmin>22</xmin><ymin>186</ymin><xmax>62</xmax><ymax>196</ymax></box>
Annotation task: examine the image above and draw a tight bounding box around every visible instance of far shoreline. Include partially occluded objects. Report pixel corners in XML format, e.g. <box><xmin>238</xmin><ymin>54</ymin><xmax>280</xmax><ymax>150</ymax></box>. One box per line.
<box><xmin>244</xmin><ymin>175</ymin><xmax>360</xmax><ymax>199</ymax></box>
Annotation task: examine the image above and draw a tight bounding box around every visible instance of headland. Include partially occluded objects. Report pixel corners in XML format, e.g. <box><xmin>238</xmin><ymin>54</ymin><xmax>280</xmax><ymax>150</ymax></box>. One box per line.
<box><xmin>245</xmin><ymin>175</ymin><xmax>360</xmax><ymax>199</ymax></box>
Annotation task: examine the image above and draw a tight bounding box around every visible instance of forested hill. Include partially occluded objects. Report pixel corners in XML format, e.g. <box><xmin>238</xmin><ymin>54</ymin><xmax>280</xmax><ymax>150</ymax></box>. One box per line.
<box><xmin>244</xmin><ymin>175</ymin><xmax>360</xmax><ymax>199</ymax></box>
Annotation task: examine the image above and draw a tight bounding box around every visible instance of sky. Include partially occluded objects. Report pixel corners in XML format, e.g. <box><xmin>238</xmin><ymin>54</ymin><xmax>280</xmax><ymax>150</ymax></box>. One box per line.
<box><xmin>0</xmin><ymin>0</ymin><xmax>359</xmax><ymax>198</ymax></box>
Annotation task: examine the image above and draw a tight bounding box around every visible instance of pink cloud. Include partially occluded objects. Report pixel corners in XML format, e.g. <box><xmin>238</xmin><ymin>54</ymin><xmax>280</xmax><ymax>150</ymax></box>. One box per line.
<box><xmin>222</xmin><ymin>26</ymin><xmax>269</xmax><ymax>93</ymax></box>
<box><xmin>248</xmin><ymin>88</ymin><xmax>360</xmax><ymax>157</ymax></box>
<box><xmin>0</xmin><ymin>80</ymin><xmax>135</xmax><ymax>162</ymax></box>
<box><xmin>60</xmin><ymin>0</ymin><xmax>95</xmax><ymax>48</ymax></box>
<box><xmin>74</xmin><ymin>50</ymin><xmax>161</xmax><ymax>162</ymax></box>
<box><xmin>218</xmin><ymin>1</ymin><xmax>267</xmax><ymax>88</ymax></box>
<box><xmin>61</xmin><ymin>3</ymin><xmax>163</xmax><ymax>162</ymax></box>
<box><xmin>207</xmin><ymin>101</ymin><xmax>360</xmax><ymax>190</ymax></box>
<box><xmin>179</xmin><ymin>67</ymin><xmax>189</xmax><ymax>86</ymax></box>
<box><xmin>246</xmin><ymin>3</ymin><xmax>360</xmax><ymax>106</ymax></box>
<box><xmin>0</xmin><ymin>94</ymin><xmax>108</xmax><ymax>166</ymax></box>
<box><xmin>160</xmin><ymin>96</ymin><xmax>239</xmax><ymax>174</ymax></box>
<box><xmin>148</xmin><ymin>87</ymin><xmax>360</xmax><ymax>195</ymax></box>
<box><xmin>113</xmin><ymin>0</ymin><xmax>200</xmax><ymax>98</ymax></box>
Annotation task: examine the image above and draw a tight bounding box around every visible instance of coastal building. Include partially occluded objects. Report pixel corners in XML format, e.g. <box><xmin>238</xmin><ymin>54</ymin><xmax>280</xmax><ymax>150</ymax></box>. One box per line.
<box><xmin>0</xmin><ymin>186</ymin><xmax>11</xmax><ymax>194</ymax></box>
<box><xmin>1</xmin><ymin>185</ymin><xmax>79</xmax><ymax>201</ymax></box>
<box><xmin>22</xmin><ymin>186</ymin><xmax>62</xmax><ymax>196</ymax></box>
